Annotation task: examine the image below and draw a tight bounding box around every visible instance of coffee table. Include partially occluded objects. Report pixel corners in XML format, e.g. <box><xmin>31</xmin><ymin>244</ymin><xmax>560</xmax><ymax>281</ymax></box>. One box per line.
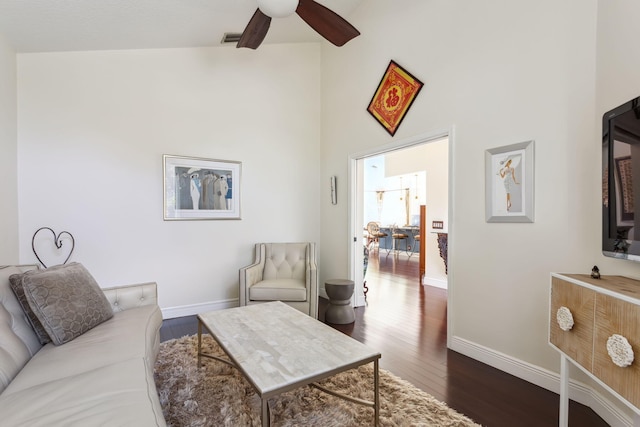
<box><xmin>197</xmin><ymin>301</ymin><xmax>381</xmax><ymax>426</ymax></box>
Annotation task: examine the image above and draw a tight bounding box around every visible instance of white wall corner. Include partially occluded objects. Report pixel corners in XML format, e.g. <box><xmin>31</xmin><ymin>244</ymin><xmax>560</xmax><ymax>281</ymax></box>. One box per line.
<box><xmin>450</xmin><ymin>336</ymin><xmax>633</xmax><ymax>427</ymax></box>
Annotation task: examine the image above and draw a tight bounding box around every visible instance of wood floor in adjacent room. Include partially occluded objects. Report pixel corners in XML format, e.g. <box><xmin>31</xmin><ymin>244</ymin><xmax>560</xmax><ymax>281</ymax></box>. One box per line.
<box><xmin>160</xmin><ymin>251</ymin><xmax>609</xmax><ymax>427</ymax></box>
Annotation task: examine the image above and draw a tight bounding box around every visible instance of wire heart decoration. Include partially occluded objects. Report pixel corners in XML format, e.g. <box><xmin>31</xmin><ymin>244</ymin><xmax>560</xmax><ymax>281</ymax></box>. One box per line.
<box><xmin>31</xmin><ymin>227</ymin><xmax>75</xmax><ymax>268</ymax></box>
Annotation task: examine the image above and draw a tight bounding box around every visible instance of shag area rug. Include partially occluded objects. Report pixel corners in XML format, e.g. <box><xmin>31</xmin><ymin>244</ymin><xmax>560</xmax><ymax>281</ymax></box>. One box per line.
<box><xmin>154</xmin><ymin>335</ymin><xmax>481</xmax><ymax>427</ymax></box>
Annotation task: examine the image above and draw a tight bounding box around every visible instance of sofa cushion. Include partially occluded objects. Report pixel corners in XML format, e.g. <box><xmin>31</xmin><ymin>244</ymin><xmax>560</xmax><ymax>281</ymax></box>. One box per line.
<box><xmin>8</xmin><ymin>274</ymin><xmax>51</xmax><ymax>345</ymax></box>
<box><xmin>0</xmin><ymin>357</ymin><xmax>165</xmax><ymax>427</ymax></box>
<box><xmin>5</xmin><ymin>304</ymin><xmax>162</xmax><ymax>394</ymax></box>
<box><xmin>20</xmin><ymin>263</ymin><xmax>113</xmax><ymax>346</ymax></box>
<box><xmin>0</xmin><ymin>266</ymin><xmax>42</xmax><ymax>394</ymax></box>
<box><xmin>250</xmin><ymin>278</ymin><xmax>307</xmax><ymax>301</ymax></box>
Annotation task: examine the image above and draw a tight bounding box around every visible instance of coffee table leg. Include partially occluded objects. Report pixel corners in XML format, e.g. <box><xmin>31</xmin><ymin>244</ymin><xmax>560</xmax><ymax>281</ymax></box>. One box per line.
<box><xmin>197</xmin><ymin>320</ymin><xmax>202</xmax><ymax>367</ymax></box>
<box><xmin>261</xmin><ymin>398</ymin><xmax>269</xmax><ymax>427</ymax></box>
<box><xmin>374</xmin><ymin>358</ymin><xmax>380</xmax><ymax>426</ymax></box>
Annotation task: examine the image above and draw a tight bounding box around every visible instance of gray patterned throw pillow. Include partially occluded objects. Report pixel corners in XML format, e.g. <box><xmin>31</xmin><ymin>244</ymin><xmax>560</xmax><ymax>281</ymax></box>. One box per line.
<box><xmin>8</xmin><ymin>274</ymin><xmax>51</xmax><ymax>345</ymax></box>
<box><xmin>21</xmin><ymin>263</ymin><xmax>113</xmax><ymax>346</ymax></box>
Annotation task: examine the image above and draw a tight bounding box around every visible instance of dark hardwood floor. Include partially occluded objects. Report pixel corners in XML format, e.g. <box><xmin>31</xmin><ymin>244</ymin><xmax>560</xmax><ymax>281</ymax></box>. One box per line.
<box><xmin>160</xmin><ymin>251</ymin><xmax>609</xmax><ymax>427</ymax></box>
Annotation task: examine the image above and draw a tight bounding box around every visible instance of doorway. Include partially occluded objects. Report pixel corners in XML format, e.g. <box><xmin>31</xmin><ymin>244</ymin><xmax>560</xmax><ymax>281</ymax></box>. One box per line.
<box><xmin>348</xmin><ymin>130</ymin><xmax>452</xmax><ymax>343</ymax></box>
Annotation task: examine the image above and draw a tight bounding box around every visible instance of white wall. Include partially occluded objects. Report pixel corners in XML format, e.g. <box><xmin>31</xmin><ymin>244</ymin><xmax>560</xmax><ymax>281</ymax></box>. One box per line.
<box><xmin>17</xmin><ymin>44</ymin><xmax>322</xmax><ymax>314</ymax></box>
<box><xmin>597</xmin><ymin>1</ymin><xmax>640</xmax><ymax>112</ymax></box>
<box><xmin>321</xmin><ymin>0</ymin><xmax>599</xmax><ymax>395</ymax></box>
<box><xmin>0</xmin><ymin>34</ymin><xmax>18</xmax><ymax>264</ymax></box>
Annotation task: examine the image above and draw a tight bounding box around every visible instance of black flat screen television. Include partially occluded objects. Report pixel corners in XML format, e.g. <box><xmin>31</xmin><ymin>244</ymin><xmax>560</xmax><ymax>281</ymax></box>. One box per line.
<box><xmin>603</xmin><ymin>95</ymin><xmax>640</xmax><ymax>261</ymax></box>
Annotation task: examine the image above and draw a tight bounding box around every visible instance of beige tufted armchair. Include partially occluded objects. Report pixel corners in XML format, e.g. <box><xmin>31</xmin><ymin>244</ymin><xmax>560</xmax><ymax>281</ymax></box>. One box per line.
<box><xmin>239</xmin><ymin>242</ymin><xmax>318</xmax><ymax>318</ymax></box>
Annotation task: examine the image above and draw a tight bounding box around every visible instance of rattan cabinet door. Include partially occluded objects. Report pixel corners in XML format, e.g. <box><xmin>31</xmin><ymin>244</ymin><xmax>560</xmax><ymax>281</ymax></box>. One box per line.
<box><xmin>550</xmin><ymin>277</ymin><xmax>596</xmax><ymax>371</ymax></box>
<box><xmin>593</xmin><ymin>294</ymin><xmax>640</xmax><ymax>408</ymax></box>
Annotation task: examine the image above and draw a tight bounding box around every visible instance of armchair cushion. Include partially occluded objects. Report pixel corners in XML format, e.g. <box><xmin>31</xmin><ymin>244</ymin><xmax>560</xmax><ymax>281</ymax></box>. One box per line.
<box><xmin>249</xmin><ymin>279</ymin><xmax>307</xmax><ymax>301</ymax></box>
<box><xmin>263</xmin><ymin>243</ymin><xmax>307</xmax><ymax>281</ymax></box>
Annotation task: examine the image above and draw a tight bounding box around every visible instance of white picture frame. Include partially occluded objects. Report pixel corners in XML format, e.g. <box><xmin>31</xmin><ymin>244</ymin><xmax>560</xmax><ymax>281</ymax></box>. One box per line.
<box><xmin>163</xmin><ymin>154</ymin><xmax>241</xmax><ymax>220</ymax></box>
<box><xmin>485</xmin><ymin>140</ymin><xmax>534</xmax><ymax>223</ymax></box>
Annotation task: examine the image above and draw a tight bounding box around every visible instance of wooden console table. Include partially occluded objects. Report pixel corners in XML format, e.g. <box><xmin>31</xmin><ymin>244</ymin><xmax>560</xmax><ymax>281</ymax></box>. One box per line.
<box><xmin>549</xmin><ymin>273</ymin><xmax>640</xmax><ymax>426</ymax></box>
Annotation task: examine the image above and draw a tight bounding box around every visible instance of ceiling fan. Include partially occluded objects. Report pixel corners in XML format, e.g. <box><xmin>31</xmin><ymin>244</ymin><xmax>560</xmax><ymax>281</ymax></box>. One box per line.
<box><xmin>237</xmin><ymin>0</ymin><xmax>360</xmax><ymax>49</ymax></box>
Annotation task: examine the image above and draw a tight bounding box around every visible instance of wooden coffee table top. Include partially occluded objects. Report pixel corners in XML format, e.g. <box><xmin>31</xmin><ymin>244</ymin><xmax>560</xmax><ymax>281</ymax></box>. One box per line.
<box><xmin>198</xmin><ymin>301</ymin><xmax>380</xmax><ymax>398</ymax></box>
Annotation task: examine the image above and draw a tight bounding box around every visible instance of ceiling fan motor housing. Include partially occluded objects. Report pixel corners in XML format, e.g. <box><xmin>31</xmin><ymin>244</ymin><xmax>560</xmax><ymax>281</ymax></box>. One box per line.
<box><xmin>256</xmin><ymin>0</ymin><xmax>299</xmax><ymax>18</ymax></box>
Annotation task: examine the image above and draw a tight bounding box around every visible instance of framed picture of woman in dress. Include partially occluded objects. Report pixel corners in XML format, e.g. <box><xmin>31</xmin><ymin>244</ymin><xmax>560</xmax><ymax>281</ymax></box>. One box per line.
<box><xmin>163</xmin><ymin>155</ymin><xmax>241</xmax><ymax>220</ymax></box>
<box><xmin>485</xmin><ymin>140</ymin><xmax>534</xmax><ymax>223</ymax></box>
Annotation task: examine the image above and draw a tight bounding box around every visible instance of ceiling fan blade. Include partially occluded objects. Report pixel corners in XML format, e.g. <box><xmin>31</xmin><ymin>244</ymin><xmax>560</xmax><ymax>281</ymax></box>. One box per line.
<box><xmin>296</xmin><ymin>0</ymin><xmax>360</xmax><ymax>47</ymax></box>
<box><xmin>237</xmin><ymin>8</ymin><xmax>272</xmax><ymax>49</ymax></box>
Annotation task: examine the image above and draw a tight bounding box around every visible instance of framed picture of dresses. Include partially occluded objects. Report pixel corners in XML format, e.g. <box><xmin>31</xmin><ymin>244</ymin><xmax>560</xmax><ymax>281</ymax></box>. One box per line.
<box><xmin>485</xmin><ymin>140</ymin><xmax>534</xmax><ymax>223</ymax></box>
<box><xmin>163</xmin><ymin>155</ymin><xmax>241</xmax><ymax>220</ymax></box>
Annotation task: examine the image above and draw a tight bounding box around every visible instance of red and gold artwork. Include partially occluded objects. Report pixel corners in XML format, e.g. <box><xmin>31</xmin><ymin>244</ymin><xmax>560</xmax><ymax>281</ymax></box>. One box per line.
<box><xmin>367</xmin><ymin>61</ymin><xmax>424</xmax><ymax>136</ymax></box>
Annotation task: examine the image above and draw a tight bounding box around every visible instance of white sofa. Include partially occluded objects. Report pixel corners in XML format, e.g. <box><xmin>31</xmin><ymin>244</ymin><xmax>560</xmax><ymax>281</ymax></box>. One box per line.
<box><xmin>0</xmin><ymin>265</ymin><xmax>166</xmax><ymax>426</ymax></box>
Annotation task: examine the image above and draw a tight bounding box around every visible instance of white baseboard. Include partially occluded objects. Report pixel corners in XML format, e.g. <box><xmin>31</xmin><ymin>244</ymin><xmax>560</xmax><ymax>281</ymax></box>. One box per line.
<box><xmin>450</xmin><ymin>336</ymin><xmax>633</xmax><ymax>427</ymax></box>
<box><xmin>161</xmin><ymin>298</ymin><xmax>238</xmax><ymax>319</ymax></box>
<box><xmin>422</xmin><ymin>277</ymin><xmax>448</xmax><ymax>289</ymax></box>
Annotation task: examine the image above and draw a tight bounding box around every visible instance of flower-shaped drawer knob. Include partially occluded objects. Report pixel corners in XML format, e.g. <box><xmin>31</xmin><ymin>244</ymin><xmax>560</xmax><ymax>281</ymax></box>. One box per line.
<box><xmin>556</xmin><ymin>306</ymin><xmax>574</xmax><ymax>332</ymax></box>
<box><xmin>606</xmin><ymin>334</ymin><xmax>634</xmax><ymax>368</ymax></box>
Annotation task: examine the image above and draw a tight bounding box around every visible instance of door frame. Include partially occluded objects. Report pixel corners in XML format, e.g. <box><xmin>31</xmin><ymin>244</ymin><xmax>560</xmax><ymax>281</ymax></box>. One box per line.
<box><xmin>348</xmin><ymin>127</ymin><xmax>455</xmax><ymax>348</ymax></box>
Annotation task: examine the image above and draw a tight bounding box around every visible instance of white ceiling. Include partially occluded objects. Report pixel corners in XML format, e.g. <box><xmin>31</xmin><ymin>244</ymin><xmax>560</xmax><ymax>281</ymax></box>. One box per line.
<box><xmin>0</xmin><ymin>0</ymin><xmax>363</xmax><ymax>53</ymax></box>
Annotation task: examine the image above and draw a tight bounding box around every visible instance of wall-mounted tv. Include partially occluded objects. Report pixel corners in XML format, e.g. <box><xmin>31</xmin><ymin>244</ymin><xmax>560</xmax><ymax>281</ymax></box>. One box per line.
<box><xmin>603</xmin><ymin>95</ymin><xmax>640</xmax><ymax>261</ymax></box>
